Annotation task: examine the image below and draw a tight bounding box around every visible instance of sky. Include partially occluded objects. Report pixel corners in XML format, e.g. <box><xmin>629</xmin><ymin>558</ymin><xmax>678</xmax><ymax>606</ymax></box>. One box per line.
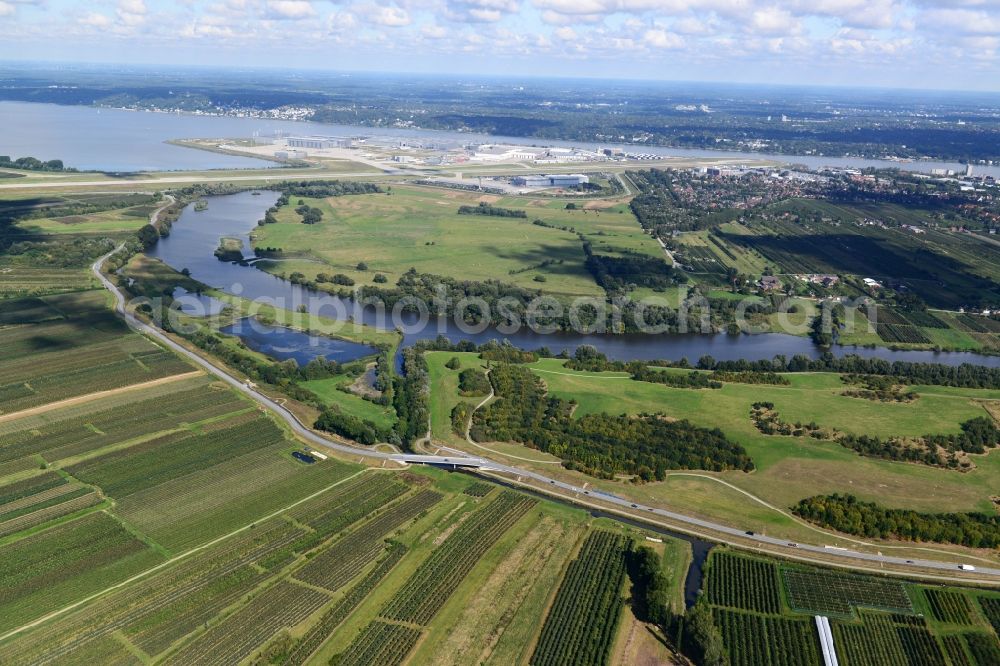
<box><xmin>2</xmin><ymin>0</ymin><xmax>1000</xmax><ymax>91</ymax></box>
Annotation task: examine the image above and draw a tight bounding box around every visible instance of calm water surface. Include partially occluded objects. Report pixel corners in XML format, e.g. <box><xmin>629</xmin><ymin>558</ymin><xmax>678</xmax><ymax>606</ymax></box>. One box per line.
<box><xmin>5</xmin><ymin>101</ymin><xmax>1000</xmax><ymax>178</ymax></box>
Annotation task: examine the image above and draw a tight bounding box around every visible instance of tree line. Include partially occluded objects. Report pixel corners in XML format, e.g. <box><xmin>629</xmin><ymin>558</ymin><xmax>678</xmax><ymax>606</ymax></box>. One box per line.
<box><xmin>457</xmin><ymin>202</ymin><xmax>527</xmax><ymax>218</ymax></box>
<box><xmin>793</xmin><ymin>493</ymin><xmax>1000</xmax><ymax>549</ymax></box>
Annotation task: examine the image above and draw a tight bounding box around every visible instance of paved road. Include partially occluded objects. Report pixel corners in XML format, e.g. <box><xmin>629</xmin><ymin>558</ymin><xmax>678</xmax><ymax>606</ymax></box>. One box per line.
<box><xmin>92</xmin><ymin>246</ymin><xmax>1000</xmax><ymax>581</ymax></box>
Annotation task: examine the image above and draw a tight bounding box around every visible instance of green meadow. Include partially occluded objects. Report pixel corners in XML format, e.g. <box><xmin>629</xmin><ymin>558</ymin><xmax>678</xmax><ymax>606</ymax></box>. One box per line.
<box><xmin>426</xmin><ymin>352</ymin><xmax>1000</xmax><ymax>548</ymax></box>
<box><xmin>252</xmin><ymin>184</ymin><xmax>664</xmax><ymax>299</ymax></box>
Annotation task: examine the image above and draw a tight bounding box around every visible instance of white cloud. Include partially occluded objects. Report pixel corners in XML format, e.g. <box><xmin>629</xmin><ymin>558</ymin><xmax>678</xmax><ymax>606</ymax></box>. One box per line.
<box><xmin>553</xmin><ymin>25</ymin><xmax>577</xmax><ymax>40</ymax></box>
<box><xmin>644</xmin><ymin>28</ymin><xmax>684</xmax><ymax>48</ymax></box>
<box><xmin>79</xmin><ymin>12</ymin><xmax>113</xmax><ymax>27</ymax></box>
<box><xmin>422</xmin><ymin>23</ymin><xmax>448</xmax><ymax>38</ymax></box>
<box><xmin>748</xmin><ymin>6</ymin><xmax>800</xmax><ymax>35</ymax></box>
<box><xmin>365</xmin><ymin>5</ymin><xmax>411</xmax><ymax>27</ymax></box>
<box><xmin>265</xmin><ymin>1</ymin><xmax>316</xmax><ymax>20</ymax></box>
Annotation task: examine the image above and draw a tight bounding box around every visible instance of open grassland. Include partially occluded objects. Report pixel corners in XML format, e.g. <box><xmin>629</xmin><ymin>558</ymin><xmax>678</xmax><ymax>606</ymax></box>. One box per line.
<box><xmin>427</xmin><ymin>352</ymin><xmax>1000</xmax><ymax>555</ymax></box>
<box><xmin>300</xmin><ymin>373</ymin><xmax>397</xmax><ymax>429</ymax></box>
<box><xmin>704</xmin><ymin>548</ymin><xmax>1000</xmax><ymax>666</ymax></box>
<box><xmin>252</xmin><ymin>184</ymin><xmax>663</xmax><ymax>298</ymax></box>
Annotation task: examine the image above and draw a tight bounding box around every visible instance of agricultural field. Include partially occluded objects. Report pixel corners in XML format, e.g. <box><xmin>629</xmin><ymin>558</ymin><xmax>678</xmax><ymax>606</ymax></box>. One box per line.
<box><xmin>0</xmin><ymin>463</ymin><xmax>687</xmax><ymax>666</ymax></box>
<box><xmin>251</xmin><ymin>184</ymin><xmax>664</xmax><ymax>299</ymax></box>
<box><xmin>0</xmin><ymin>301</ymin><xmax>195</xmax><ymax>416</ymax></box>
<box><xmin>722</xmin><ymin>201</ymin><xmax>1000</xmax><ymax>310</ymax></box>
<box><xmin>426</xmin><ymin>351</ymin><xmax>1000</xmax><ymax>557</ymax></box>
<box><xmin>703</xmin><ymin>549</ymin><xmax>1000</xmax><ymax>666</ymax></box>
<box><xmin>531</xmin><ymin>530</ymin><xmax>631</xmax><ymax>666</ymax></box>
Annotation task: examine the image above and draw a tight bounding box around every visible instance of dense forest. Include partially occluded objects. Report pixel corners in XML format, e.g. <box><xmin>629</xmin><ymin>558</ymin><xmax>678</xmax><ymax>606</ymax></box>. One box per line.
<box><xmin>470</xmin><ymin>363</ymin><xmax>753</xmax><ymax>479</ymax></box>
<box><xmin>793</xmin><ymin>494</ymin><xmax>1000</xmax><ymax>548</ymax></box>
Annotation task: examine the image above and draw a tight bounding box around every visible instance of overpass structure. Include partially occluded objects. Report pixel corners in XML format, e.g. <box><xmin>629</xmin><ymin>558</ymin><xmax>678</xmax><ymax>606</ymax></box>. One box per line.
<box><xmin>93</xmin><ymin>246</ymin><xmax>1000</xmax><ymax>583</ymax></box>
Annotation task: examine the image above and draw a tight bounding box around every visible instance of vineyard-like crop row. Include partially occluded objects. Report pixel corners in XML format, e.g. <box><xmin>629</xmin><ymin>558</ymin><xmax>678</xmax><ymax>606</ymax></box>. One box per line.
<box><xmin>956</xmin><ymin>314</ymin><xmax>1000</xmax><ymax>334</ymax></box>
<box><xmin>67</xmin><ymin>413</ymin><xmax>283</xmax><ymax>498</ymax></box>
<box><xmin>163</xmin><ymin>580</ymin><xmax>329</xmax><ymax>666</ymax></box>
<box><xmin>676</xmin><ymin>245</ymin><xmax>727</xmax><ymax>273</ymax></box>
<box><xmin>979</xmin><ymin>596</ymin><xmax>1000</xmax><ymax>636</ymax></box>
<box><xmin>901</xmin><ymin>310</ymin><xmax>948</xmax><ymax>329</ymax></box>
<box><xmin>334</xmin><ymin>620</ymin><xmax>422</xmax><ymax>666</ymax></box>
<box><xmin>379</xmin><ymin>491</ymin><xmax>536</xmax><ymax>626</ymax></box>
<box><xmin>114</xmin><ymin>446</ymin><xmax>354</xmax><ymax>552</ymax></box>
<box><xmin>0</xmin><ymin>314</ymin><xmax>126</xmax><ymax>364</ymax></box>
<box><xmin>0</xmin><ymin>346</ymin><xmax>191</xmax><ymax>414</ymax></box>
<box><xmin>713</xmin><ymin>608</ymin><xmax>821</xmax><ymax>666</ymax></box>
<box><xmin>530</xmin><ymin>530</ymin><xmax>630</xmax><ymax>666</ymax></box>
<box><xmin>0</xmin><ymin>490</ymin><xmax>101</xmax><ymax>539</ymax></box>
<box><xmin>293</xmin><ymin>488</ymin><xmax>441</xmax><ymax>590</ymax></box>
<box><xmin>923</xmin><ymin>588</ymin><xmax>975</xmax><ymax>625</ymax></box>
<box><xmin>875</xmin><ymin>323</ymin><xmax>931</xmax><ymax>344</ymax></box>
<box><xmin>831</xmin><ymin>611</ymin><xmax>945</xmax><ymax>666</ymax></box>
<box><xmin>965</xmin><ymin>632</ymin><xmax>1000</xmax><ymax>664</ymax></box>
<box><xmin>0</xmin><ymin>512</ymin><xmax>163</xmax><ymax>634</ymax></box>
<box><xmin>0</xmin><ymin>383</ymin><xmax>245</xmax><ymax>465</ymax></box>
<box><xmin>940</xmin><ymin>635</ymin><xmax>972</xmax><ymax>666</ymax></box>
<box><xmin>0</xmin><ymin>519</ymin><xmax>306</xmax><ymax>665</ymax></box>
<box><xmin>783</xmin><ymin>568</ymin><xmax>913</xmax><ymax>617</ymax></box>
<box><xmin>462</xmin><ymin>481</ymin><xmax>494</xmax><ymax>497</ymax></box>
<box><xmin>262</xmin><ymin>475</ymin><xmax>411</xmax><ymax>571</ymax></box>
<box><xmin>870</xmin><ymin>307</ymin><xmax>912</xmax><ymax>326</ymax></box>
<box><xmin>284</xmin><ymin>543</ymin><xmax>408</xmax><ymax>666</ymax></box>
<box><xmin>705</xmin><ymin>551</ymin><xmax>783</xmax><ymax>614</ymax></box>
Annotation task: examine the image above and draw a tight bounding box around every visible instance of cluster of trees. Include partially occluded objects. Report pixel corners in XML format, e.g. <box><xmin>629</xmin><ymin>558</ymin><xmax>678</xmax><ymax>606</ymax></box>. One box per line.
<box><xmin>451</xmin><ymin>402</ymin><xmax>473</xmax><ymax>435</ymax></box>
<box><xmin>314</xmin><ymin>408</ymin><xmax>392</xmax><ymax>446</ymax></box>
<box><xmin>628</xmin><ymin>546</ymin><xmax>674</xmax><ymax>629</ymax></box>
<box><xmin>315</xmin><ymin>273</ymin><xmax>355</xmax><ymax>286</ymax></box>
<box><xmin>481</xmin><ymin>345</ymin><xmax>538</xmax><ymax>363</ymax></box>
<box><xmin>471</xmin><ymin>363</ymin><xmax>753</xmax><ymax>480</ymax></box>
<box><xmin>391</xmin><ymin>347</ymin><xmax>430</xmax><ymax>449</ymax></box>
<box><xmin>0</xmin><ymin>156</ymin><xmax>74</xmax><ymax>172</ymax></box>
<box><xmin>753</xmin><ymin>398</ymin><xmax>997</xmax><ymax>468</ymax></box>
<box><xmin>792</xmin><ymin>494</ymin><xmax>1000</xmax><ymax>548</ymax></box>
<box><xmin>356</xmin><ymin>268</ymin><xmax>546</xmax><ymax>329</ymax></box>
<box><xmin>583</xmin><ymin>238</ymin><xmax>678</xmax><ymax>293</ymax></box>
<box><xmin>457</xmin><ymin>202</ymin><xmax>527</xmax><ymax>218</ymax></box>
<box><xmin>840</xmin><ymin>374</ymin><xmax>917</xmax><ymax>402</ymax></box>
<box><xmin>680</xmin><ymin>602</ymin><xmax>729</xmax><ymax>666</ymax></box>
<box><xmin>281</xmin><ymin>181</ymin><xmax>381</xmax><ymax>198</ymax></box>
<box><xmin>3</xmin><ymin>236</ymin><xmax>117</xmax><ymax>268</ymax></box>
<box><xmin>457</xmin><ymin>368</ymin><xmax>491</xmax><ymax>396</ymax></box>
<box><xmin>631</xmin><ymin>367</ymin><xmax>723</xmax><ymax>389</ymax></box>
<box><xmin>711</xmin><ymin>370</ymin><xmax>790</xmax><ymax>385</ymax></box>
<box><xmin>295</xmin><ymin>204</ymin><xmax>323</xmax><ymax>224</ymax></box>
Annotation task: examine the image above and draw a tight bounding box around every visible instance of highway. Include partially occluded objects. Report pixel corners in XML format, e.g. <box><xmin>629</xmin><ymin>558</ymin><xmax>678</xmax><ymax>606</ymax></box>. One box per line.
<box><xmin>92</xmin><ymin>246</ymin><xmax>1000</xmax><ymax>582</ymax></box>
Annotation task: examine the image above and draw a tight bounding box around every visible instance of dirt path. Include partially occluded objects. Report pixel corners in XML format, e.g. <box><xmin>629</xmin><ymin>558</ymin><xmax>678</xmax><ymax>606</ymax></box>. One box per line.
<box><xmin>0</xmin><ymin>371</ymin><xmax>203</xmax><ymax>424</ymax></box>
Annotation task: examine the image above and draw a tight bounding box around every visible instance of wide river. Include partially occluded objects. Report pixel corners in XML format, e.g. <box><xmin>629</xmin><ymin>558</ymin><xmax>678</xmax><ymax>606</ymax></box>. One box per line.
<box><xmin>4</xmin><ymin>100</ymin><xmax>1000</xmax><ymax>178</ymax></box>
<box><xmin>150</xmin><ymin>191</ymin><xmax>1000</xmax><ymax>368</ymax></box>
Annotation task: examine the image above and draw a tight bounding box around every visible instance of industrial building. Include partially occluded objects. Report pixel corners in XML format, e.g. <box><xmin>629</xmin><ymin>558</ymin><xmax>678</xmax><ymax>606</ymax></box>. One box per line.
<box><xmin>286</xmin><ymin>135</ymin><xmax>353</xmax><ymax>149</ymax></box>
<box><xmin>275</xmin><ymin>150</ymin><xmax>307</xmax><ymax>160</ymax></box>
<box><xmin>512</xmin><ymin>174</ymin><xmax>590</xmax><ymax>188</ymax></box>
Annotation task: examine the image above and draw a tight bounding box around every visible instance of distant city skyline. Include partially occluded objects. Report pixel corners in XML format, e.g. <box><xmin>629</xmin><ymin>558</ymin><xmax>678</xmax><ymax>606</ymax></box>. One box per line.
<box><xmin>1</xmin><ymin>1</ymin><xmax>999</xmax><ymax>92</ymax></box>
